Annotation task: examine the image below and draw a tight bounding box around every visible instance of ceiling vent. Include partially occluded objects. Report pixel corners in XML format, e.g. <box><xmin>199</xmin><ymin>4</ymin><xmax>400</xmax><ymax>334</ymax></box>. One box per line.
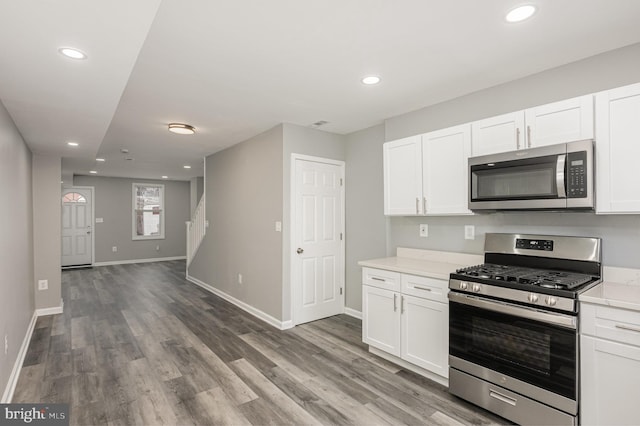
<box><xmin>310</xmin><ymin>120</ymin><xmax>329</xmax><ymax>128</ymax></box>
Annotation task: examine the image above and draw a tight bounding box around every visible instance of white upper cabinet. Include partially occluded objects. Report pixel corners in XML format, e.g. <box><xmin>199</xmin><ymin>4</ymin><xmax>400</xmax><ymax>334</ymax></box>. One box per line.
<box><xmin>422</xmin><ymin>124</ymin><xmax>472</xmax><ymax>215</ymax></box>
<box><xmin>383</xmin><ymin>125</ymin><xmax>472</xmax><ymax>216</ymax></box>
<box><xmin>383</xmin><ymin>136</ymin><xmax>423</xmax><ymax>215</ymax></box>
<box><xmin>471</xmin><ymin>111</ymin><xmax>524</xmax><ymax>156</ymax></box>
<box><xmin>471</xmin><ymin>95</ymin><xmax>594</xmax><ymax>157</ymax></box>
<box><xmin>595</xmin><ymin>83</ymin><xmax>640</xmax><ymax>214</ymax></box>
<box><xmin>525</xmin><ymin>95</ymin><xmax>594</xmax><ymax>148</ymax></box>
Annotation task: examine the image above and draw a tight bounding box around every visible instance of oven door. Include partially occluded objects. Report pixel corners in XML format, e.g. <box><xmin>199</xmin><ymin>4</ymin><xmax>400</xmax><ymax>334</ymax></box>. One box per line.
<box><xmin>449</xmin><ymin>292</ymin><xmax>577</xmax><ymax>403</ymax></box>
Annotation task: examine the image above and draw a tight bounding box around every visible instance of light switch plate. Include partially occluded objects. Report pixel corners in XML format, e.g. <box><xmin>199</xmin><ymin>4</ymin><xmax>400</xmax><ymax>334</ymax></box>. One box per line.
<box><xmin>419</xmin><ymin>224</ymin><xmax>428</xmax><ymax>238</ymax></box>
<box><xmin>95</xmin><ymin>217</ymin><xmax>104</xmax><ymax>223</ymax></box>
<box><xmin>38</xmin><ymin>279</ymin><xmax>48</xmax><ymax>290</ymax></box>
<box><xmin>275</xmin><ymin>221</ymin><xmax>282</xmax><ymax>232</ymax></box>
<box><xmin>465</xmin><ymin>225</ymin><xmax>475</xmax><ymax>240</ymax></box>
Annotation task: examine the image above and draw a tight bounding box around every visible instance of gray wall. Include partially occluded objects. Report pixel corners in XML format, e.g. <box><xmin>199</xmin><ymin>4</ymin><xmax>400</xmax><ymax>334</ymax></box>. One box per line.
<box><xmin>189</xmin><ymin>125</ymin><xmax>285</xmax><ymax>321</ymax></box>
<box><xmin>32</xmin><ymin>155</ymin><xmax>61</xmax><ymax>310</ymax></box>
<box><xmin>344</xmin><ymin>124</ymin><xmax>387</xmax><ymax>312</ymax></box>
<box><xmin>282</xmin><ymin>123</ymin><xmax>346</xmax><ymax>321</ymax></box>
<box><xmin>378</xmin><ymin>42</ymin><xmax>640</xmax><ymax>268</ymax></box>
<box><xmin>73</xmin><ymin>175</ymin><xmax>190</xmax><ymax>263</ymax></box>
<box><xmin>0</xmin><ymin>100</ymin><xmax>34</xmax><ymax>398</ymax></box>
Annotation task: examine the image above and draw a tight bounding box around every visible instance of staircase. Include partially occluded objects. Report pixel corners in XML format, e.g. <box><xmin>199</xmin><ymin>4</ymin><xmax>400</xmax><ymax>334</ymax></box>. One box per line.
<box><xmin>186</xmin><ymin>196</ymin><xmax>206</xmax><ymax>267</ymax></box>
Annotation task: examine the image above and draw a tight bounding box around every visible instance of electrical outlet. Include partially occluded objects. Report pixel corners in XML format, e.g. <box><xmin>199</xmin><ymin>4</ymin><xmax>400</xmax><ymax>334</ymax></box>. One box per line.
<box><xmin>4</xmin><ymin>335</ymin><xmax>8</xmax><ymax>355</ymax></box>
<box><xmin>156</xmin><ymin>245</ymin><xmax>160</xmax><ymax>251</ymax></box>
<box><xmin>112</xmin><ymin>246</ymin><xmax>117</xmax><ymax>252</ymax></box>
<box><xmin>275</xmin><ymin>221</ymin><xmax>282</xmax><ymax>232</ymax></box>
<box><xmin>465</xmin><ymin>225</ymin><xmax>475</xmax><ymax>240</ymax></box>
<box><xmin>238</xmin><ymin>273</ymin><xmax>243</xmax><ymax>284</ymax></box>
<box><xmin>38</xmin><ymin>279</ymin><xmax>48</xmax><ymax>290</ymax></box>
<box><xmin>419</xmin><ymin>224</ymin><xmax>428</xmax><ymax>238</ymax></box>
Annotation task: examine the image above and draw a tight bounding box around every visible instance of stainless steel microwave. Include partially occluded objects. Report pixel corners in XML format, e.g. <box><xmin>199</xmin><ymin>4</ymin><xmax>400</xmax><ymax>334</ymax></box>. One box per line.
<box><xmin>468</xmin><ymin>139</ymin><xmax>594</xmax><ymax>211</ymax></box>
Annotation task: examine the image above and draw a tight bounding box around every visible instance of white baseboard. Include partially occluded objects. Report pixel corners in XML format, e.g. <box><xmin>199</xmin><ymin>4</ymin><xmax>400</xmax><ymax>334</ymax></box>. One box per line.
<box><xmin>94</xmin><ymin>256</ymin><xmax>186</xmax><ymax>267</ymax></box>
<box><xmin>35</xmin><ymin>298</ymin><xmax>64</xmax><ymax>317</ymax></box>
<box><xmin>344</xmin><ymin>307</ymin><xmax>362</xmax><ymax>320</ymax></box>
<box><xmin>1</xmin><ymin>312</ymin><xmax>37</xmax><ymax>403</ymax></box>
<box><xmin>186</xmin><ymin>274</ymin><xmax>292</xmax><ymax>330</ymax></box>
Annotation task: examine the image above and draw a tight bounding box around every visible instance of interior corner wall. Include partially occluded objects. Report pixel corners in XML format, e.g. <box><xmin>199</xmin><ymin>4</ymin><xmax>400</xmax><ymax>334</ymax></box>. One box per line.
<box><xmin>32</xmin><ymin>154</ymin><xmax>61</xmax><ymax>311</ymax></box>
<box><xmin>344</xmin><ymin>124</ymin><xmax>387</xmax><ymax>312</ymax></box>
<box><xmin>0</xmin><ymin>100</ymin><xmax>34</xmax><ymax>400</ymax></box>
<box><xmin>188</xmin><ymin>125</ymin><xmax>285</xmax><ymax>321</ymax></box>
<box><xmin>73</xmin><ymin>176</ymin><xmax>190</xmax><ymax>263</ymax></box>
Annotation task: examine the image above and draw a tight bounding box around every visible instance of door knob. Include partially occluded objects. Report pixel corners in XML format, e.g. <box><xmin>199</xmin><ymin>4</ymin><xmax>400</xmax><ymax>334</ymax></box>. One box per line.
<box><xmin>296</xmin><ymin>248</ymin><xmax>304</xmax><ymax>254</ymax></box>
<box><xmin>86</xmin><ymin>231</ymin><xmax>91</xmax><ymax>234</ymax></box>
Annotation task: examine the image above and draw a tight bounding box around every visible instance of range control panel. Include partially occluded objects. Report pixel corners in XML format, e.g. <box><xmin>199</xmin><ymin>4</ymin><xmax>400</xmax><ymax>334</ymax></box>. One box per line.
<box><xmin>516</xmin><ymin>238</ymin><xmax>554</xmax><ymax>251</ymax></box>
<box><xmin>567</xmin><ymin>151</ymin><xmax>588</xmax><ymax>198</ymax></box>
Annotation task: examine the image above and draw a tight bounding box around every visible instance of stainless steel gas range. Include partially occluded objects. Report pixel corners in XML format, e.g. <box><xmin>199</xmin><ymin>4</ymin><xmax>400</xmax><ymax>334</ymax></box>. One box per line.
<box><xmin>448</xmin><ymin>233</ymin><xmax>602</xmax><ymax>426</ymax></box>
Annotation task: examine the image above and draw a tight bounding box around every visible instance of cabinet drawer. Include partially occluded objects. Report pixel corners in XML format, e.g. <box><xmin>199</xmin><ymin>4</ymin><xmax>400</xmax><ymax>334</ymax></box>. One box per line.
<box><xmin>401</xmin><ymin>274</ymin><xmax>448</xmax><ymax>302</ymax></box>
<box><xmin>362</xmin><ymin>267</ymin><xmax>401</xmax><ymax>291</ymax></box>
<box><xmin>582</xmin><ymin>303</ymin><xmax>640</xmax><ymax>347</ymax></box>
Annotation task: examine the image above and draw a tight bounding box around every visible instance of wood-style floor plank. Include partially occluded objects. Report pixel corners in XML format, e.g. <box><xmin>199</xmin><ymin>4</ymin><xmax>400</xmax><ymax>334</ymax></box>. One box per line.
<box><xmin>12</xmin><ymin>260</ymin><xmax>509</xmax><ymax>425</ymax></box>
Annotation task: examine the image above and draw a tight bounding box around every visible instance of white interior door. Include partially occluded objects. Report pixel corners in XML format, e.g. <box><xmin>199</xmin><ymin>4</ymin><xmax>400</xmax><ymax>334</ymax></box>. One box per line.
<box><xmin>292</xmin><ymin>156</ymin><xmax>345</xmax><ymax>325</ymax></box>
<box><xmin>61</xmin><ymin>187</ymin><xmax>93</xmax><ymax>266</ymax></box>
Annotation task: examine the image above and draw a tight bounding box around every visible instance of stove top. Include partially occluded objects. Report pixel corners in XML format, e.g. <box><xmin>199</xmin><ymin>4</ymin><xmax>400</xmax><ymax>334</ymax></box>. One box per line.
<box><xmin>455</xmin><ymin>263</ymin><xmax>594</xmax><ymax>291</ymax></box>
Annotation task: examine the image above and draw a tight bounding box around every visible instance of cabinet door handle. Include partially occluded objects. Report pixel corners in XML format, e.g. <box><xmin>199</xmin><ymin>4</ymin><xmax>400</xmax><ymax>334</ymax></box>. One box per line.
<box><xmin>401</xmin><ymin>295</ymin><xmax>405</xmax><ymax>314</ymax></box>
<box><xmin>415</xmin><ymin>197</ymin><xmax>419</xmax><ymax>214</ymax></box>
<box><xmin>371</xmin><ymin>277</ymin><xmax>385</xmax><ymax>282</ymax></box>
<box><xmin>414</xmin><ymin>286</ymin><xmax>432</xmax><ymax>292</ymax></box>
<box><xmin>615</xmin><ymin>323</ymin><xmax>640</xmax><ymax>333</ymax></box>
<box><xmin>527</xmin><ymin>125</ymin><xmax>532</xmax><ymax>148</ymax></box>
<box><xmin>516</xmin><ymin>128</ymin><xmax>521</xmax><ymax>149</ymax></box>
<box><xmin>393</xmin><ymin>293</ymin><xmax>397</xmax><ymax>312</ymax></box>
<box><xmin>423</xmin><ymin>197</ymin><xmax>427</xmax><ymax>214</ymax></box>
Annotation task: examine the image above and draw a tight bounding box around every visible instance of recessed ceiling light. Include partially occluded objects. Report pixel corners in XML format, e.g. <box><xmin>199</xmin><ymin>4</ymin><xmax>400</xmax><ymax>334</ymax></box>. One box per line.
<box><xmin>89</xmin><ymin>170</ymin><xmax>97</xmax><ymax>174</ymax></box>
<box><xmin>162</xmin><ymin>176</ymin><xmax>168</xmax><ymax>179</ymax></box>
<box><xmin>505</xmin><ymin>5</ymin><xmax>536</xmax><ymax>23</ymax></box>
<box><xmin>67</xmin><ymin>142</ymin><xmax>79</xmax><ymax>147</ymax></box>
<box><xmin>168</xmin><ymin>123</ymin><xmax>196</xmax><ymax>135</ymax></box>
<box><xmin>58</xmin><ymin>47</ymin><xmax>87</xmax><ymax>60</ymax></box>
<box><xmin>183</xmin><ymin>165</ymin><xmax>191</xmax><ymax>169</ymax></box>
<box><xmin>361</xmin><ymin>75</ymin><xmax>381</xmax><ymax>85</ymax></box>
<box><xmin>96</xmin><ymin>158</ymin><xmax>105</xmax><ymax>162</ymax></box>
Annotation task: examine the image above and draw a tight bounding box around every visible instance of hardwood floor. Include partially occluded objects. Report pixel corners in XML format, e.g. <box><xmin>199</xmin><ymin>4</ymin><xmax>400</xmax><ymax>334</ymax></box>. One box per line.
<box><xmin>13</xmin><ymin>260</ymin><xmax>506</xmax><ymax>425</ymax></box>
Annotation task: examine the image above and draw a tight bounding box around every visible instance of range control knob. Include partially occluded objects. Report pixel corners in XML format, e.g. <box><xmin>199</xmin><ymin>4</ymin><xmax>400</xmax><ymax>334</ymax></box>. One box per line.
<box><xmin>528</xmin><ymin>293</ymin><xmax>539</xmax><ymax>303</ymax></box>
<box><xmin>545</xmin><ymin>296</ymin><xmax>557</xmax><ymax>307</ymax></box>
<box><xmin>472</xmin><ymin>284</ymin><xmax>482</xmax><ymax>293</ymax></box>
<box><xmin>459</xmin><ymin>282</ymin><xmax>468</xmax><ymax>290</ymax></box>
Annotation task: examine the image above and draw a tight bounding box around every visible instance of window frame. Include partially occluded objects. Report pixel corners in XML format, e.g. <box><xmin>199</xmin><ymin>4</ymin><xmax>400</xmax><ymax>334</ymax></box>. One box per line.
<box><xmin>132</xmin><ymin>183</ymin><xmax>165</xmax><ymax>240</ymax></box>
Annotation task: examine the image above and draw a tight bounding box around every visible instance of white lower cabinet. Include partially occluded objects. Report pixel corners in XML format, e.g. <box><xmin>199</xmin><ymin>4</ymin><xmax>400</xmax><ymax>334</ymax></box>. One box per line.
<box><xmin>580</xmin><ymin>303</ymin><xmax>640</xmax><ymax>425</ymax></box>
<box><xmin>362</xmin><ymin>268</ymin><xmax>449</xmax><ymax>380</ymax></box>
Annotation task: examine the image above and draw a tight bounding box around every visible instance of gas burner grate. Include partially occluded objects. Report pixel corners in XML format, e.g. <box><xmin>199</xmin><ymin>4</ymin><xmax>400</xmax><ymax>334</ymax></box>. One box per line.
<box><xmin>456</xmin><ymin>263</ymin><xmax>594</xmax><ymax>290</ymax></box>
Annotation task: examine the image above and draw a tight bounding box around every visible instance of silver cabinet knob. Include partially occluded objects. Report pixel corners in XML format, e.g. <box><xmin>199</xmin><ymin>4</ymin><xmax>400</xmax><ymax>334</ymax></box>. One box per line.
<box><xmin>528</xmin><ymin>293</ymin><xmax>539</xmax><ymax>303</ymax></box>
<box><xmin>545</xmin><ymin>296</ymin><xmax>557</xmax><ymax>306</ymax></box>
<box><xmin>296</xmin><ymin>248</ymin><xmax>304</xmax><ymax>254</ymax></box>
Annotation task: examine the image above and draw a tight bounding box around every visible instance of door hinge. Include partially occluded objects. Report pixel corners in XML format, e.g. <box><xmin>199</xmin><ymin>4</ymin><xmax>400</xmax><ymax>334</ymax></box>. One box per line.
<box><xmin>340</xmin><ymin>287</ymin><xmax>343</xmax><ymax>295</ymax></box>
<box><xmin>340</xmin><ymin>178</ymin><xmax>343</xmax><ymax>186</ymax></box>
<box><xmin>340</xmin><ymin>233</ymin><xmax>343</xmax><ymax>240</ymax></box>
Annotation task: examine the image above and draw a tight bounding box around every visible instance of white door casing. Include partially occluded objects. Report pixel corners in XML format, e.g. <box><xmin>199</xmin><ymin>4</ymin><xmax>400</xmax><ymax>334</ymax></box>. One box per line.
<box><xmin>292</xmin><ymin>155</ymin><xmax>345</xmax><ymax>325</ymax></box>
<box><xmin>61</xmin><ymin>186</ymin><xmax>94</xmax><ymax>266</ymax></box>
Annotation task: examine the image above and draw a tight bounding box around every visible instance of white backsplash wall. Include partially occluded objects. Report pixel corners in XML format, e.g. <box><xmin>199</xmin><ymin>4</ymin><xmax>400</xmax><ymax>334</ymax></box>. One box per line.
<box><xmin>388</xmin><ymin>212</ymin><xmax>640</xmax><ymax>269</ymax></box>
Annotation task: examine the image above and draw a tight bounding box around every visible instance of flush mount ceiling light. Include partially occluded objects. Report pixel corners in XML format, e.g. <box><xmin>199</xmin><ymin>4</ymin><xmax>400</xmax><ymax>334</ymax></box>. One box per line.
<box><xmin>67</xmin><ymin>141</ymin><xmax>79</xmax><ymax>147</ymax></box>
<box><xmin>361</xmin><ymin>75</ymin><xmax>381</xmax><ymax>85</ymax></box>
<box><xmin>161</xmin><ymin>176</ymin><xmax>168</xmax><ymax>179</ymax></box>
<box><xmin>183</xmin><ymin>165</ymin><xmax>191</xmax><ymax>169</ymax></box>
<box><xmin>96</xmin><ymin>158</ymin><xmax>105</xmax><ymax>162</ymax></box>
<box><xmin>58</xmin><ymin>47</ymin><xmax>87</xmax><ymax>60</ymax></box>
<box><xmin>89</xmin><ymin>170</ymin><xmax>97</xmax><ymax>174</ymax></box>
<box><xmin>505</xmin><ymin>5</ymin><xmax>537</xmax><ymax>23</ymax></box>
<box><xmin>168</xmin><ymin>123</ymin><xmax>196</xmax><ymax>135</ymax></box>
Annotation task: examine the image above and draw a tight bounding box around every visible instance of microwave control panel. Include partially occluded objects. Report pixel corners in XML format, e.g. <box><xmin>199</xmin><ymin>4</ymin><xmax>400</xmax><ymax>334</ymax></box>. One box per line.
<box><xmin>566</xmin><ymin>151</ymin><xmax>587</xmax><ymax>198</ymax></box>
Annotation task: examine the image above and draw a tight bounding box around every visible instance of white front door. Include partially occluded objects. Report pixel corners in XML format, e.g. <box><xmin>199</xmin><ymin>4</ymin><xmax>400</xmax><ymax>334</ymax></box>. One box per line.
<box><xmin>292</xmin><ymin>156</ymin><xmax>345</xmax><ymax>325</ymax></box>
<box><xmin>61</xmin><ymin>187</ymin><xmax>93</xmax><ymax>266</ymax></box>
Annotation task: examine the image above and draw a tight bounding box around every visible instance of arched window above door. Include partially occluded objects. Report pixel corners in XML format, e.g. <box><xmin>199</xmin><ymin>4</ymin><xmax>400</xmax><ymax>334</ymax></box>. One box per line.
<box><xmin>62</xmin><ymin>192</ymin><xmax>87</xmax><ymax>203</ymax></box>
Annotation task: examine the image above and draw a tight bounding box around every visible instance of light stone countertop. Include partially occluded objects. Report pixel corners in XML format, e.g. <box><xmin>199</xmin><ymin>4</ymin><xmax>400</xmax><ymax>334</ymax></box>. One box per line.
<box><xmin>358</xmin><ymin>247</ymin><xmax>483</xmax><ymax>280</ymax></box>
<box><xmin>580</xmin><ymin>281</ymin><xmax>640</xmax><ymax>312</ymax></box>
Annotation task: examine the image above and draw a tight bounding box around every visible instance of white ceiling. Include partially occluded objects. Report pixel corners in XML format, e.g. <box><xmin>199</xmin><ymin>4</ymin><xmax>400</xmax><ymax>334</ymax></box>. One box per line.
<box><xmin>1</xmin><ymin>0</ymin><xmax>640</xmax><ymax>181</ymax></box>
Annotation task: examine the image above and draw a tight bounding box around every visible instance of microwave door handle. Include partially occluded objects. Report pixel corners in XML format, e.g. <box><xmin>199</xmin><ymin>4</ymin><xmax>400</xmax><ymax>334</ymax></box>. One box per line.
<box><xmin>556</xmin><ymin>154</ymin><xmax>567</xmax><ymax>199</ymax></box>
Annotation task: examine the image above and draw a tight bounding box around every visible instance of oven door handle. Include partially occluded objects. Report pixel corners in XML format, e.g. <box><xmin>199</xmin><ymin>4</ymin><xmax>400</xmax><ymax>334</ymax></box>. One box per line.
<box><xmin>448</xmin><ymin>292</ymin><xmax>577</xmax><ymax>329</ymax></box>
